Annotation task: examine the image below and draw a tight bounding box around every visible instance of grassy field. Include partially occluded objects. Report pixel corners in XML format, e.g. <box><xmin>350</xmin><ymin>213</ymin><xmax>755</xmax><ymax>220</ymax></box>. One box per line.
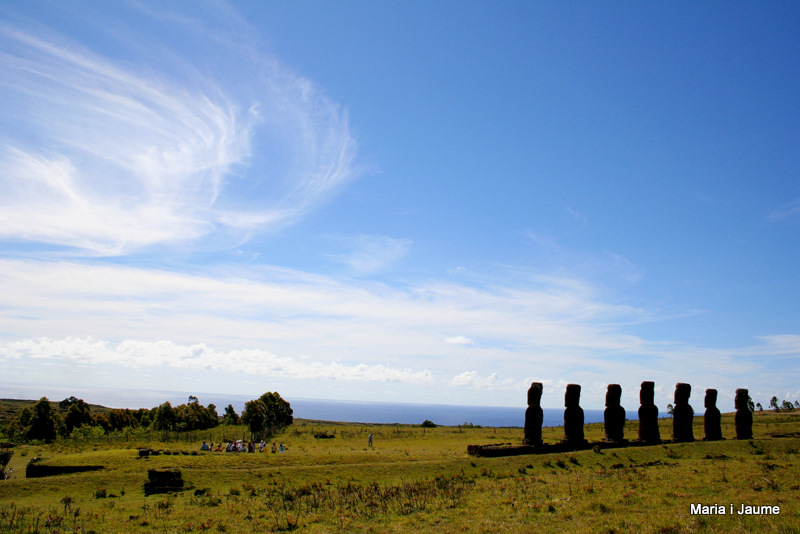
<box><xmin>1</xmin><ymin>411</ymin><xmax>799</xmax><ymax>533</ymax></box>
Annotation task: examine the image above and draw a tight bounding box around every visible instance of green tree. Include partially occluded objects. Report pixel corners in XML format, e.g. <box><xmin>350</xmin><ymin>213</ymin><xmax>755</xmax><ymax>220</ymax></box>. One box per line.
<box><xmin>6</xmin><ymin>407</ymin><xmax>31</xmax><ymax>440</ymax></box>
<box><xmin>240</xmin><ymin>392</ymin><xmax>293</xmax><ymax>440</ymax></box>
<box><xmin>133</xmin><ymin>408</ymin><xmax>152</xmax><ymax>428</ymax></box>
<box><xmin>770</xmin><ymin>396</ymin><xmax>780</xmax><ymax>411</ymax></box>
<box><xmin>107</xmin><ymin>409</ymin><xmax>136</xmax><ymax>431</ymax></box>
<box><xmin>17</xmin><ymin>407</ymin><xmax>32</xmax><ymax>428</ymax></box>
<box><xmin>153</xmin><ymin>402</ymin><xmax>176</xmax><ymax>431</ymax></box>
<box><xmin>223</xmin><ymin>404</ymin><xmax>239</xmax><ymax>426</ymax></box>
<box><xmin>259</xmin><ymin>392</ymin><xmax>293</xmax><ymax>431</ymax></box>
<box><xmin>65</xmin><ymin>402</ymin><xmax>92</xmax><ymax>433</ymax></box>
<box><xmin>203</xmin><ymin>403</ymin><xmax>219</xmax><ymax>429</ymax></box>
<box><xmin>26</xmin><ymin>397</ymin><xmax>58</xmax><ymax>443</ymax></box>
<box><xmin>93</xmin><ymin>413</ymin><xmax>111</xmax><ymax>432</ymax></box>
<box><xmin>175</xmin><ymin>403</ymin><xmax>199</xmax><ymax>431</ymax></box>
<box><xmin>175</xmin><ymin>400</ymin><xmax>220</xmax><ymax>431</ymax></box>
<box><xmin>421</xmin><ymin>420</ymin><xmax>437</xmax><ymax>428</ymax></box>
<box><xmin>241</xmin><ymin>400</ymin><xmax>269</xmax><ymax>440</ymax></box>
<box><xmin>59</xmin><ymin>396</ymin><xmax>83</xmax><ymax>410</ymax></box>
<box><xmin>756</xmin><ymin>402</ymin><xmax>763</xmax><ymax>411</ymax></box>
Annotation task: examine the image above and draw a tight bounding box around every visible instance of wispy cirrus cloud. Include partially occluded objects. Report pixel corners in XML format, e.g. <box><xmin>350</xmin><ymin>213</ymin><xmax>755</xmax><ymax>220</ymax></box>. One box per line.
<box><xmin>0</xmin><ymin>7</ymin><xmax>358</xmax><ymax>255</ymax></box>
<box><xmin>751</xmin><ymin>335</ymin><xmax>800</xmax><ymax>356</ymax></box>
<box><xmin>327</xmin><ymin>234</ymin><xmax>413</xmax><ymax>273</ymax></box>
<box><xmin>766</xmin><ymin>198</ymin><xmax>800</xmax><ymax>223</ymax></box>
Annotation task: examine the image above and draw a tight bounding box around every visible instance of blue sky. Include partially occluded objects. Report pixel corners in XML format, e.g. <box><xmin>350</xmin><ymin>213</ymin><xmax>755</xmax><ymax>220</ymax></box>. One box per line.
<box><xmin>0</xmin><ymin>1</ymin><xmax>798</xmax><ymax>411</ymax></box>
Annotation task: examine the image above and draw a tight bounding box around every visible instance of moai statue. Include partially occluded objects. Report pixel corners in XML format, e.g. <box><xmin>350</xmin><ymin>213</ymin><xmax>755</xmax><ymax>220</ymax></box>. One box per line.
<box><xmin>604</xmin><ymin>384</ymin><xmax>626</xmax><ymax>442</ymax></box>
<box><xmin>637</xmin><ymin>381</ymin><xmax>661</xmax><ymax>443</ymax></box>
<box><xmin>703</xmin><ymin>389</ymin><xmax>723</xmax><ymax>441</ymax></box>
<box><xmin>563</xmin><ymin>384</ymin><xmax>587</xmax><ymax>446</ymax></box>
<box><xmin>735</xmin><ymin>388</ymin><xmax>753</xmax><ymax>439</ymax></box>
<box><xmin>523</xmin><ymin>382</ymin><xmax>544</xmax><ymax>446</ymax></box>
<box><xmin>672</xmin><ymin>383</ymin><xmax>695</xmax><ymax>442</ymax></box>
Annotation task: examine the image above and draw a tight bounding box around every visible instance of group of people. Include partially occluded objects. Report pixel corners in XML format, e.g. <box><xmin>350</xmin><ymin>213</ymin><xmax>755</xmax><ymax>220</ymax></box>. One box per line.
<box><xmin>200</xmin><ymin>440</ymin><xmax>287</xmax><ymax>453</ymax></box>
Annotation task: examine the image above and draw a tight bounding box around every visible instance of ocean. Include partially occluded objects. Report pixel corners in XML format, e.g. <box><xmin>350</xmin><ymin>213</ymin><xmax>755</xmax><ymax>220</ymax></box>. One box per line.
<box><xmin>287</xmin><ymin>397</ymin><xmax>605</xmax><ymax>428</ymax></box>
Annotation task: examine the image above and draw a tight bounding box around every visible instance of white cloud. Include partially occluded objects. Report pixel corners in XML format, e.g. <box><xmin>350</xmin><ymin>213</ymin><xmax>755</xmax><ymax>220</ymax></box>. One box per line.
<box><xmin>0</xmin><ymin>259</ymin><xmax>650</xmax><ymax>369</ymax></box>
<box><xmin>449</xmin><ymin>371</ymin><xmax>517</xmax><ymax>390</ymax></box>
<box><xmin>0</xmin><ymin>337</ymin><xmax>434</xmax><ymax>384</ymax></box>
<box><xmin>0</xmin><ymin>258</ymin><xmax>794</xmax><ymax>407</ymax></box>
<box><xmin>445</xmin><ymin>336</ymin><xmax>476</xmax><ymax>345</ymax></box>
<box><xmin>0</xmin><ymin>10</ymin><xmax>358</xmax><ymax>255</ymax></box>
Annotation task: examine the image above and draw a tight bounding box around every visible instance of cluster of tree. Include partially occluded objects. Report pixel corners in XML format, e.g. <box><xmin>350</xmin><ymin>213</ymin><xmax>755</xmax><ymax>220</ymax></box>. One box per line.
<box><xmin>2</xmin><ymin>392</ymin><xmax>294</xmax><ymax>444</ymax></box>
<box><xmin>5</xmin><ymin>398</ymin><xmax>63</xmax><ymax>443</ymax></box>
<box><xmin>5</xmin><ymin>396</ymin><xmax>222</xmax><ymax>443</ymax></box>
<box><xmin>768</xmin><ymin>396</ymin><xmax>800</xmax><ymax>412</ymax></box>
<box><xmin>240</xmin><ymin>392</ymin><xmax>294</xmax><ymax>440</ymax></box>
<box><xmin>149</xmin><ymin>396</ymin><xmax>221</xmax><ymax>432</ymax></box>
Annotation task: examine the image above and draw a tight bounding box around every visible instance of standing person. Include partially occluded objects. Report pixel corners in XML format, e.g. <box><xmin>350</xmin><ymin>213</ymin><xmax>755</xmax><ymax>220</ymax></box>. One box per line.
<box><xmin>368</xmin><ymin>433</ymin><xmax>373</xmax><ymax>448</ymax></box>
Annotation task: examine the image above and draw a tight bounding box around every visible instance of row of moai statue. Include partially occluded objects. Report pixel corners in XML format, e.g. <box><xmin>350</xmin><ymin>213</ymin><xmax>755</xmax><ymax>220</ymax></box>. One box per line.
<box><xmin>523</xmin><ymin>381</ymin><xmax>753</xmax><ymax>446</ymax></box>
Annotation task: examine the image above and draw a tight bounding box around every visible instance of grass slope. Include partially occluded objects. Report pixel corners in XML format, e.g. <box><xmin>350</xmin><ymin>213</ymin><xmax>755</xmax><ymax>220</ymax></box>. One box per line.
<box><xmin>1</xmin><ymin>411</ymin><xmax>799</xmax><ymax>533</ymax></box>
